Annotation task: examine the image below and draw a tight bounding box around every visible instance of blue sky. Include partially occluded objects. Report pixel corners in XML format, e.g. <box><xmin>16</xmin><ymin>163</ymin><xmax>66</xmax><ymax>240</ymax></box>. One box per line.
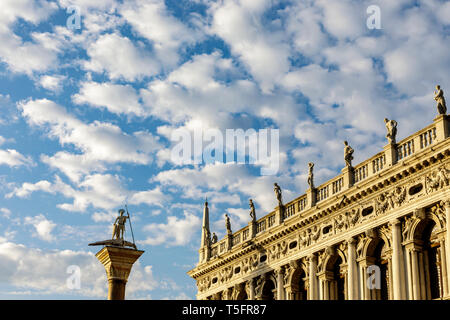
<box><xmin>0</xmin><ymin>0</ymin><xmax>449</xmax><ymax>299</ymax></box>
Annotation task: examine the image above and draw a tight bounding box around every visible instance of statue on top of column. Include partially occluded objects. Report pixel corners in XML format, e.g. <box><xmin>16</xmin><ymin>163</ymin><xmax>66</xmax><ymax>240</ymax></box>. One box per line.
<box><xmin>434</xmin><ymin>85</ymin><xmax>447</xmax><ymax>115</ymax></box>
<box><xmin>89</xmin><ymin>207</ymin><xmax>137</xmax><ymax>250</ymax></box>
<box><xmin>344</xmin><ymin>141</ymin><xmax>354</xmax><ymax>168</ymax></box>
<box><xmin>249</xmin><ymin>199</ymin><xmax>256</xmax><ymax>223</ymax></box>
<box><xmin>211</xmin><ymin>232</ymin><xmax>218</xmax><ymax>244</ymax></box>
<box><xmin>274</xmin><ymin>182</ymin><xmax>283</xmax><ymax>207</ymax></box>
<box><xmin>307</xmin><ymin>162</ymin><xmax>315</xmax><ymax>189</ymax></box>
<box><xmin>225</xmin><ymin>213</ymin><xmax>232</xmax><ymax>235</ymax></box>
<box><xmin>384</xmin><ymin>118</ymin><xmax>398</xmax><ymax>145</ymax></box>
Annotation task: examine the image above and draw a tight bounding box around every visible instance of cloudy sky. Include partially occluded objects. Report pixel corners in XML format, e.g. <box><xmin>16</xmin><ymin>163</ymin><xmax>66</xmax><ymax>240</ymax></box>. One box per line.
<box><xmin>0</xmin><ymin>0</ymin><xmax>449</xmax><ymax>299</ymax></box>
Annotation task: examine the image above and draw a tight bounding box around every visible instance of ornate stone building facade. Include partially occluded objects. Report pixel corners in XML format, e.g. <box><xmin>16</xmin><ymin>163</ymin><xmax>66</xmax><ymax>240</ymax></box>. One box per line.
<box><xmin>187</xmin><ymin>113</ymin><xmax>450</xmax><ymax>300</ymax></box>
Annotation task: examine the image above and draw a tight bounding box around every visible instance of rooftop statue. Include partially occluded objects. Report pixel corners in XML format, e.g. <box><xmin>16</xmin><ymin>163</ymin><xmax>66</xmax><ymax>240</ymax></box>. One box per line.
<box><xmin>343</xmin><ymin>141</ymin><xmax>354</xmax><ymax>168</ymax></box>
<box><xmin>225</xmin><ymin>213</ymin><xmax>232</xmax><ymax>235</ymax></box>
<box><xmin>384</xmin><ymin>118</ymin><xmax>398</xmax><ymax>145</ymax></box>
<box><xmin>434</xmin><ymin>85</ymin><xmax>447</xmax><ymax>115</ymax></box>
<box><xmin>249</xmin><ymin>199</ymin><xmax>256</xmax><ymax>223</ymax></box>
<box><xmin>89</xmin><ymin>207</ymin><xmax>137</xmax><ymax>250</ymax></box>
<box><xmin>307</xmin><ymin>162</ymin><xmax>315</xmax><ymax>189</ymax></box>
<box><xmin>211</xmin><ymin>232</ymin><xmax>218</xmax><ymax>244</ymax></box>
<box><xmin>274</xmin><ymin>182</ymin><xmax>283</xmax><ymax>206</ymax></box>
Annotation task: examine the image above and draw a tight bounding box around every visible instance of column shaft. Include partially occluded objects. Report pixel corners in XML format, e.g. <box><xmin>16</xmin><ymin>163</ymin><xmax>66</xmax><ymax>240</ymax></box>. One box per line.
<box><xmin>347</xmin><ymin>239</ymin><xmax>358</xmax><ymax>299</ymax></box>
<box><xmin>445</xmin><ymin>201</ymin><xmax>450</xmax><ymax>295</ymax></box>
<box><xmin>391</xmin><ymin>219</ymin><xmax>406</xmax><ymax>299</ymax></box>
<box><xmin>308</xmin><ymin>255</ymin><xmax>317</xmax><ymax>300</ymax></box>
<box><xmin>411</xmin><ymin>249</ymin><xmax>421</xmax><ymax>300</ymax></box>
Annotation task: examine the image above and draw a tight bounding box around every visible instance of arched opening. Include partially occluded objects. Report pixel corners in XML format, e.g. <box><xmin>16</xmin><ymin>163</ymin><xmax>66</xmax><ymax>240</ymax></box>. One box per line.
<box><xmin>235</xmin><ymin>287</ymin><xmax>248</xmax><ymax>300</ymax></box>
<box><xmin>372</xmin><ymin>239</ymin><xmax>389</xmax><ymax>300</ymax></box>
<box><xmin>322</xmin><ymin>254</ymin><xmax>346</xmax><ymax>300</ymax></box>
<box><xmin>290</xmin><ymin>267</ymin><xmax>308</xmax><ymax>300</ymax></box>
<box><xmin>330</xmin><ymin>256</ymin><xmax>346</xmax><ymax>300</ymax></box>
<box><xmin>261</xmin><ymin>279</ymin><xmax>276</xmax><ymax>300</ymax></box>
<box><xmin>420</xmin><ymin>220</ymin><xmax>443</xmax><ymax>300</ymax></box>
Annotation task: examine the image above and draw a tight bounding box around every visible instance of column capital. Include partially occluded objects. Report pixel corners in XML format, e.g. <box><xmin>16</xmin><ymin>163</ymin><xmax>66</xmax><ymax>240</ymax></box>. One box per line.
<box><xmin>391</xmin><ymin>217</ymin><xmax>402</xmax><ymax>225</ymax></box>
<box><xmin>347</xmin><ymin>237</ymin><xmax>357</xmax><ymax>246</ymax></box>
<box><xmin>95</xmin><ymin>246</ymin><xmax>144</xmax><ymax>300</ymax></box>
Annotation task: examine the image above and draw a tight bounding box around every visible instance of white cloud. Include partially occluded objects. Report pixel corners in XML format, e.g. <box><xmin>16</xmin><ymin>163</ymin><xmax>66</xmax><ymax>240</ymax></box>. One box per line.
<box><xmin>6</xmin><ymin>180</ymin><xmax>53</xmax><ymax>198</ymax></box>
<box><xmin>38</xmin><ymin>75</ymin><xmax>67</xmax><ymax>93</ymax></box>
<box><xmin>120</xmin><ymin>0</ymin><xmax>202</xmax><ymax>67</ymax></box>
<box><xmin>209</xmin><ymin>0</ymin><xmax>291</xmax><ymax>92</ymax></box>
<box><xmin>141</xmin><ymin>211</ymin><xmax>201</xmax><ymax>246</ymax></box>
<box><xmin>72</xmin><ymin>81</ymin><xmax>144</xmax><ymax>116</ymax></box>
<box><xmin>18</xmin><ymin>98</ymin><xmax>161</xmax><ymax>181</ymax></box>
<box><xmin>24</xmin><ymin>214</ymin><xmax>57</xmax><ymax>242</ymax></box>
<box><xmin>83</xmin><ymin>33</ymin><xmax>159</xmax><ymax>81</ymax></box>
<box><xmin>0</xmin><ymin>149</ymin><xmax>34</xmax><ymax>167</ymax></box>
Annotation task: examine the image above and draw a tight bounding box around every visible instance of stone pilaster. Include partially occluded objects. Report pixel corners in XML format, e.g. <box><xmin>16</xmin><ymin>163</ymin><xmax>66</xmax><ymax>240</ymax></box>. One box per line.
<box><xmin>383</xmin><ymin>143</ymin><xmax>398</xmax><ymax>167</ymax></box>
<box><xmin>275</xmin><ymin>206</ymin><xmax>284</xmax><ymax>226</ymax></box>
<box><xmin>95</xmin><ymin>246</ymin><xmax>144</xmax><ymax>300</ymax></box>
<box><xmin>434</xmin><ymin>114</ymin><xmax>449</xmax><ymax>142</ymax></box>
<box><xmin>306</xmin><ymin>188</ymin><xmax>317</xmax><ymax>209</ymax></box>
<box><xmin>249</xmin><ymin>220</ymin><xmax>257</xmax><ymax>239</ymax></box>
<box><xmin>226</xmin><ymin>233</ymin><xmax>233</xmax><ymax>251</ymax></box>
<box><xmin>341</xmin><ymin>166</ymin><xmax>354</xmax><ymax>190</ymax></box>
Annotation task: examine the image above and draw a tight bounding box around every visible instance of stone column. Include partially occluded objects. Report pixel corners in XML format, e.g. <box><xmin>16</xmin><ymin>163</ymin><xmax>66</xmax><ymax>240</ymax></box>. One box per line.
<box><xmin>439</xmin><ymin>239</ymin><xmax>449</xmax><ymax>297</ymax></box>
<box><xmin>410</xmin><ymin>247</ymin><xmax>421</xmax><ymax>300</ymax></box>
<box><xmin>445</xmin><ymin>200</ymin><xmax>450</xmax><ymax>296</ymax></box>
<box><xmin>347</xmin><ymin>238</ymin><xmax>358</xmax><ymax>300</ymax></box>
<box><xmin>318</xmin><ymin>272</ymin><xmax>333</xmax><ymax>300</ymax></box>
<box><xmin>405</xmin><ymin>245</ymin><xmax>413</xmax><ymax>300</ymax></box>
<box><xmin>95</xmin><ymin>246</ymin><xmax>144</xmax><ymax>300</ymax></box>
<box><xmin>276</xmin><ymin>267</ymin><xmax>285</xmax><ymax>300</ymax></box>
<box><xmin>308</xmin><ymin>254</ymin><xmax>317</xmax><ymax>300</ymax></box>
<box><xmin>247</xmin><ymin>279</ymin><xmax>255</xmax><ymax>300</ymax></box>
<box><xmin>391</xmin><ymin>218</ymin><xmax>406</xmax><ymax>299</ymax></box>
